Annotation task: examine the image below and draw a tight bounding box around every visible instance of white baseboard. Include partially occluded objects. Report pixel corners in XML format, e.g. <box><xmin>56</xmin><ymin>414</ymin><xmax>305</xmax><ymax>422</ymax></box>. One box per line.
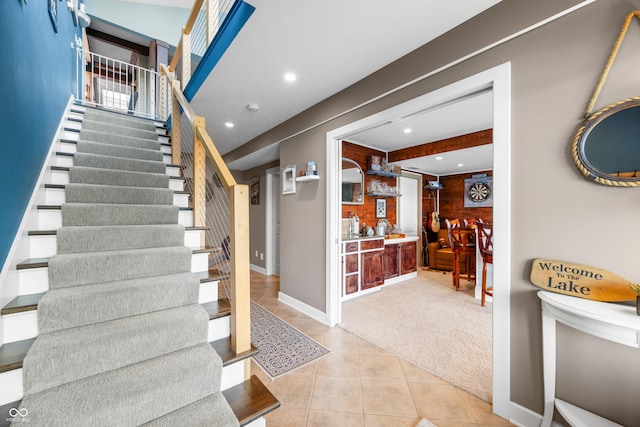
<box><xmin>508</xmin><ymin>400</ymin><xmax>563</xmax><ymax>427</ymax></box>
<box><xmin>277</xmin><ymin>292</ymin><xmax>327</xmax><ymax>325</ymax></box>
<box><xmin>250</xmin><ymin>264</ymin><xmax>267</xmax><ymax>275</ymax></box>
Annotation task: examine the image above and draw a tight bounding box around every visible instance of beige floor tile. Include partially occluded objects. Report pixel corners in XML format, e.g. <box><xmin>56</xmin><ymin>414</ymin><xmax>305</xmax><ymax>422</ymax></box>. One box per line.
<box><xmin>361</xmin><ymin>378</ymin><xmax>418</xmax><ymax>418</ymax></box>
<box><xmin>307</xmin><ymin>410</ymin><xmax>364</xmax><ymax>427</ymax></box>
<box><xmin>359</xmin><ymin>354</ymin><xmax>405</xmax><ymax>381</ymax></box>
<box><xmin>267</xmin><ymin>372</ymin><xmax>315</xmax><ymax>409</ymax></box>
<box><xmin>287</xmin><ymin>317</ymin><xmax>328</xmax><ymax>335</ymax></box>
<box><xmin>408</xmin><ymin>383</ymin><xmax>476</xmax><ymax>423</ymax></box>
<box><xmin>310</xmin><ymin>375</ymin><xmax>362</xmax><ymax>413</ymax></box>
<box><xmin>460</xmin><ymin>392</ymin><xmax>512</xmax><ymax>426</ymax></box>
<box><xmin>357</xmin><ymin>338</ymin><xmax>394</xmax><ymax>356</ymax></box>
<box><xmin>323</xmin><ymin>327</ymin><xmax>359</xmax><ymax>353</ymax></box>
<box><xmin>363</xmin><ymin>414</ymin><xmax>421</xmax><ymax>427</ymax></box>
<box><xmin>288</xmin><ymin>359</ymin><xmax>319</xmax><ymax>377</ymax></box>
<box><xmin>264</xmin><ymin>407</ymin><xmax>308</xmax><ymax>427</ymax></box>
<box><xmin>316</xmin><ymin>352</ymin><xmax>361</xmax><ymax>378</ymax></box>
<box><xmin>250</xmin><ymin>360</ymin><xmax>272</xmax><ymax>386</ymax></box>
<box><xmin>399</xmin><ymin>359</ymin><xmax>449</xmax><ymax>385</ymax></box>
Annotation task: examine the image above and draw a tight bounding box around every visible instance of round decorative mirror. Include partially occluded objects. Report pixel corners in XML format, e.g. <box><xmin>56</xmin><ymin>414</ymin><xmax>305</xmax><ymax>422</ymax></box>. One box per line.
<box><xmin>572</xmin><ymin>98</ymin><xmax>640</xmax><ymax>186</ymax></box>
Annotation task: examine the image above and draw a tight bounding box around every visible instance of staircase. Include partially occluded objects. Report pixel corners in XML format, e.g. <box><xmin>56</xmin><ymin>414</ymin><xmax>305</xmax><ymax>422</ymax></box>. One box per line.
<box><xmin>0</xmin><ymin>104</ymin><xmax>278</xmax><ymax>426</ymax></box>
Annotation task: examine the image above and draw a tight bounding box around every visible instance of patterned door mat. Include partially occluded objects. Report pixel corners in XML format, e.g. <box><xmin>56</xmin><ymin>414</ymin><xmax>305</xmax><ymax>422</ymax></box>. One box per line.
<box><xmin>250</xmin><ymin>302</ymin><xmax>330</xmax><ymax>379</ymax></box>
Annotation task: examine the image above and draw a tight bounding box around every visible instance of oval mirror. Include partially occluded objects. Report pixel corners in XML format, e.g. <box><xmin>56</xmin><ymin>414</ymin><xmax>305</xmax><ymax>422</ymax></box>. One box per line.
<box><xmin>573</xmin><ymin>99</ymin><xmax>640</xmax><ymax>186</ymax></box>
<box><xmin>341</xmin><ymin>158</ymin><xmax>364</xmax><ymax>204</ymax></box>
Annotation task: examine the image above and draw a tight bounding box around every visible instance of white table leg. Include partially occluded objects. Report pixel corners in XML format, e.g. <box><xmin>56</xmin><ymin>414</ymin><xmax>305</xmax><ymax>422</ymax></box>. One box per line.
<box><xmin>541</xmin><ymin>310</ymin><xmax>556</xmax><ymax>427</ymax></box>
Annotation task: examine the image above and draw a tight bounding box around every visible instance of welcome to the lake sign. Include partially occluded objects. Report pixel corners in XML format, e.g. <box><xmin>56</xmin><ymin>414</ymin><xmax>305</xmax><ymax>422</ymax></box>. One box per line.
<box><xmin>530</xmin><ymin>258</ymin><xmax>637</xmax><ymax>301</ymax></box>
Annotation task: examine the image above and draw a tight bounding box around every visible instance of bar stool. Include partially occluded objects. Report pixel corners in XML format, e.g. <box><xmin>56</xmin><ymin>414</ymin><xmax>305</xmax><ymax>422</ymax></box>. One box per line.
<box><xmin>445</xmin><ymin>219</ymin><xmax>476</xmax><ymax>290</ymax></box>
<box><xmin>476</xmin><ymin>221</ymin><xmax>493</xmax><ymax>306</ymax></box>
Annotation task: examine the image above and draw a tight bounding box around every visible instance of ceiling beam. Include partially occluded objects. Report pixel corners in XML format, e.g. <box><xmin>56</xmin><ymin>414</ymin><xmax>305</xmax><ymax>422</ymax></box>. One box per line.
<box><xmin>86</xmin><ymin>28</ymin><xmax>149</xmax><ymax>57</ymax></box>
<box><xmin>388</xmin><ymin>129</ymin><xmax>493</xmax><ymax>162</ymax></box>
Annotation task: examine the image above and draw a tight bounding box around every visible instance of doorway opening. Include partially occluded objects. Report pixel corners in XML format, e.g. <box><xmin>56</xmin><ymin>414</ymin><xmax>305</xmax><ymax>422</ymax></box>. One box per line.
<box><xmin>325</xmin><ymin>62</ymin><xmax>511</xmax><ymax>417</ymax></box>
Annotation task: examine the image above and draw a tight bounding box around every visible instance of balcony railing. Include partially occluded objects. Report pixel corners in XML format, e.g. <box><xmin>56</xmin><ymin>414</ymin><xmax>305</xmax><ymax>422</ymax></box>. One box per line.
<box><xmin>75</xmin><ymin>48</ymin><xmax>158</xmax><ymax>119</ymax></box>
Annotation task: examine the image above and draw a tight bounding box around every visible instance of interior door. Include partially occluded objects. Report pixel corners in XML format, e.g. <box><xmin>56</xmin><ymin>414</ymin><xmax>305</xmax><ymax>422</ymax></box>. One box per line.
<box><xmin>274</xmin><ymin>173</ymin><xmax>280</xmax><ymax>275</ymax></box>
<box><xmin>398</xmin><ymin>175</ymin><xmax>419</xmax><ymax>235</ymax></box>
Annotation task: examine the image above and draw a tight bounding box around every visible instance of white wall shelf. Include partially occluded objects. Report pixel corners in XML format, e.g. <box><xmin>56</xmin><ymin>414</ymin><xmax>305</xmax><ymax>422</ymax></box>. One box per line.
<box><xmin>296</xmin><ymin>175</ymin><xmax>320</xmax><ymax>182</ymax></box>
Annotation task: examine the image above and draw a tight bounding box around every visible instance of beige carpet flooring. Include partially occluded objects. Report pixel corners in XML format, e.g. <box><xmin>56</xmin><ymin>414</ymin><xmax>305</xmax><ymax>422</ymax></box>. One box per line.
<box><xmin>339</xmin><ymin>269</ymin><xmax>493</xmax><ymax>403</ymax></box>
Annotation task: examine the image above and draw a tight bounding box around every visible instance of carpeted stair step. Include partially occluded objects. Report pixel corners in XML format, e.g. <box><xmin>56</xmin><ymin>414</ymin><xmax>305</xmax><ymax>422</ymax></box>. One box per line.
<box><xmin>37</xmin><ymin>272</ymin><xmax>200</xmax><ymax>333</ymax></box>
<box><xmin>83</xmin><ymin>108</ymin><xmax>159</xmax><ymax>132</ymax></box>
<box><xmin>64</xmin><ymin>183</ymin><xmax>173</xmax><ymax>205</ymax></box>
<box><xmin>73</xmin><ymin>152</ymin><xmax>166</xmax><ymax>174</ymax></box>
<box><xmin>23</xmin><ymin>304</ymin><xmax>210</xmax><ymax>395</ymax></box>
<box><xmin>15</xmin><ymin>343</ymin><xmax>224</xmax><ymax>426</ymax></box>
<box><xmin>68</xmin><ymin>166</ymin><xmax>170</xmax><ymax>189</ymax></box>
<box><xmin>143</xmin><ymin>392</ymin><xmax>239</xmax><ymax>427</ymax></box>
<box><xmin>76</xmin><ymin>140</ymin><xmax>164</xmax><ymax>162</ymax></box>
<box><xmin>81</xmin><ymin>118</ymin><xmax>160</xmax><ymax>141</ymax></box>
<box><xmin>79</xmin><ymin>128</ymin><xmax>161</xmax><ymax>151</ymax></box>
<box><xmin>56</xmin><ymin>224</ymin><xmax>185</xmax><ymax>254</ymax></box>
<box><xmin>48</xmin><ymin>246</ymin><xmax>192</xmax><ymax>289</ymax></box>
<box><xmin>61</xmin><ymin>203</ymin><xmax>178</xmax><ymax>226</ymax></box>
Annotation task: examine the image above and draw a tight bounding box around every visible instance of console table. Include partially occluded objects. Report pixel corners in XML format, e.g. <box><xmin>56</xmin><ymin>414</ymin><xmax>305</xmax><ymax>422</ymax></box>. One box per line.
<box><xmin>538</xmin><ymin>290</ymin><xmax>639</xmax><ymax>427</ymax></box>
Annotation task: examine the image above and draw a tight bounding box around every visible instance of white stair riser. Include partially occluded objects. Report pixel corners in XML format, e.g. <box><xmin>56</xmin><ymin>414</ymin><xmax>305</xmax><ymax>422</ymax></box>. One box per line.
<box><xmin>166</xmin><ymin>165</ymin><xmax>180</xmax><ymax>177</ymax></box>
<box><xmin>208</xmin><ymin>316</ymin><xmax>230</xmax><ymax>342</ymax></box>
<box><xmin>28</xmin><ymin>235</ymin><xmax>57</xmax><ymax>259</ymax></box>
<box><xmin>160</xmin><ymin>145</ymin><xmax>171</xmax><ymax>155</ymax></box>
<box><xmin>15</xmin><ymin>253</ymin><xmax>211</xmax><ymax>297</ymax></box>
<box><xmin>28</xmin><ymin>229</ymin><xmax>203</xmax><ymax>258</ymax></box>
<box><xmin>43</xmin><ymin>187</ymin><xmax>189</xmax><ymax>208</ymax></box>
<box><xmin>65</xmin><ymin>122</ymin><xmax>82</xmax><ymax>132</ymax></box>
<box><xmin>245</xmin><ymin>418</ymin><xmax>267</xmax><ymax>427</ymax></box>
<box><xmin>50</xmin><ymin>170</ymin><xmax>184</xmax><ymax>191</ymax></box>
<box><xmin>221</xmin><ymin>361</ymin><xmax>245</xmax><ymax>391</ymax></box>
<box><xmin>62</xmin><ymin>130</ymin><xmax>80</xmax><ymax>141</ymax></box>
<box><xmin>0</xmin><ymin>369</ymin><xmax>23</xmax><ymax>406</ymax></box>
<box><xmin>2</xmin><ymin>283</ymin><xmax>223</xmax><ymax>345</ymax></box>
<box><xmin>2</xmin><ymin>311</ymin><xmax>38</xmax><ymax>344</ymax></box>
<box><xmin>59</xmin><ymin>141</ymin><xmax>77</xmax><ymax>153</ymax></box>
<box><xmin>37</xmin><ymin>209</ymin><xmax>193</xmax><ymax>230</ymax></box>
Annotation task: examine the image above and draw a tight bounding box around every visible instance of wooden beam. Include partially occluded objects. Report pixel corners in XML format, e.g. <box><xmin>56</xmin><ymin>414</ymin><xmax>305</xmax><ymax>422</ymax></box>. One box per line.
<box><xmin>86</xmin><ymin>28</ymin><xmax>150</xmax><ymax>56</ymax></box>
<box><xmin>388</xmin><ymin>129</ymin><xmax>493</xmax><ymax>162</ymax></box>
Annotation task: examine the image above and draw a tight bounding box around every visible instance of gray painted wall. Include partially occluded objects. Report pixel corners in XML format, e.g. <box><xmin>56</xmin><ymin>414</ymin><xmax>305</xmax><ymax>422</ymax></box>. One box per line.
<box><xmin>234</xmin><ymin>0</ymin><xmax>640</xmax><ymax>423</ymax></box>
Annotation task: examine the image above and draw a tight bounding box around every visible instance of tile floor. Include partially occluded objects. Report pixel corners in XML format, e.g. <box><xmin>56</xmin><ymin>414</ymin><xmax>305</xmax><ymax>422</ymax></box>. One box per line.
<box><xmin>248</xmin><ymin>271</ymin><xmax>514</xmax><ymax>427</ymax></box>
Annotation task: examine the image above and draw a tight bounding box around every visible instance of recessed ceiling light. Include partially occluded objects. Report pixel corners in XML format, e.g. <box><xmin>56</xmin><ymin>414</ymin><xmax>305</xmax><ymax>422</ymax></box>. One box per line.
<box><xmin>284</xmin><ymin>72</ymin><xmax>297</xmax><ymax>82</ymax></box>
<box><xmin>224</xmin><ymin>122</ymin><xmax>234</xmax><ymax>128</ymax></box>
<box><xmin>436</xmin><ymin>156</ymin><xmax>443</xmax><ymax>160</ymax></box>
<box><xmin>457</xmin><ymin>163</ymin><xmax>464</xmax><ymax>167</ymax></box>
<box><xmin>403</xmin><ymin>128</ymin><xmax>412</xmax><ymax>134</ymax></box>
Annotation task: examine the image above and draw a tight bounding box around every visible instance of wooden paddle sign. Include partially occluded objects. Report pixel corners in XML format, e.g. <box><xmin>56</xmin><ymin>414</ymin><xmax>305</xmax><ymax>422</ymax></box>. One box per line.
<box><xmin>530</xmin><ymin>258</ymin><xmax>638</xmax><ymax>302</ymax></box>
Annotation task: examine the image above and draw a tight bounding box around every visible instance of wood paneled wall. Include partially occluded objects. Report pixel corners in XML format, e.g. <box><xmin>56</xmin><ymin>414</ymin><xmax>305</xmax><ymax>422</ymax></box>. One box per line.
<box><xmin>341</xmin><ymin>141</ymin><xmax>397</xmax><ymax>228</ymax></box>
<box><xmin>438</xmin><ymin>171</ymin><xmax>493</xmax><ymax>225</ymax></box>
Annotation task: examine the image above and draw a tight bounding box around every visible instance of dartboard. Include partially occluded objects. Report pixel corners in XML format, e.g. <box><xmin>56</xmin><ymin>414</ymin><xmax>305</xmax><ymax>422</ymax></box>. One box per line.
<box><xmin>467</xmin><ymin>181</ymin><xmax>491</xmax><ymax>202</ymax></box>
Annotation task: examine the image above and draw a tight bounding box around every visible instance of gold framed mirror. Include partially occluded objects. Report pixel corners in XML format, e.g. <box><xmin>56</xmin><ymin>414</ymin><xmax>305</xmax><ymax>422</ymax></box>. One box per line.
<box><xmin>572</xmin><ymin>98</ymin><xmax>640</xmax><ymax>186</ymax></box>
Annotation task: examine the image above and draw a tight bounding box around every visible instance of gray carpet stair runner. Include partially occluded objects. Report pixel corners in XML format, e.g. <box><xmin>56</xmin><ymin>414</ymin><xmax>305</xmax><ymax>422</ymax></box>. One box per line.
<box><xmin>14</xmin><ymin>107</ymin><xmax>239</xmax><ymax>426</ymax></box>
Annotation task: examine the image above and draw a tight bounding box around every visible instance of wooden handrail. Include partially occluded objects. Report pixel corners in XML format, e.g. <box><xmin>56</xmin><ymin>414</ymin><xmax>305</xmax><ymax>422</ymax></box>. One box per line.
<box><xmin>160</xmin><ymin>62</ymin><xmax>252</xmax><ymax>360</ymax></box>
<box><xmin>184</xmin><ymin>0</ymin><xmax>205</xmax><ymax>34</ymax></box>
<box><xmin>168</xmin><ymin>39</ymin><xmax>182</xmax><ymax>73</ymax></box>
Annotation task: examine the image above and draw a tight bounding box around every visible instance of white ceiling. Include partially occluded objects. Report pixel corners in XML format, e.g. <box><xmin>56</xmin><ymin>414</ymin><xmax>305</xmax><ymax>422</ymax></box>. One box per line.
<box><xmin>87</xmin><ymin>0</ymin><xmax>501</xmax><ymax>175</ymax></box>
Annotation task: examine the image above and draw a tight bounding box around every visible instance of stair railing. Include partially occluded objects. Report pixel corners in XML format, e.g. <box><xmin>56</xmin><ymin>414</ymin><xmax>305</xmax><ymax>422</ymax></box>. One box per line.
<box><xmin>75</xmin><ymin>48</ymin><xmax>158</xmax><ymax>119</ymax></box>
<box><xmin>167</xmin><ymin>0</ymin><xmax>235</xmax><ymax>91</ymax></box>
<box><xmin>160</xmin><ymin>64</ymin><xmax>251</xmax><ymax>364</ymax></box>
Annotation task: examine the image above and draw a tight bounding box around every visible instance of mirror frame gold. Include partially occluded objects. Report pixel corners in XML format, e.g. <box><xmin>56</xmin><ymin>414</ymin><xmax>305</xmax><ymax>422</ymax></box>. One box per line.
<box><xmin>572</xmin><ymin>97</ymin><xmax>640</xmax><ymax>187</ymax></box>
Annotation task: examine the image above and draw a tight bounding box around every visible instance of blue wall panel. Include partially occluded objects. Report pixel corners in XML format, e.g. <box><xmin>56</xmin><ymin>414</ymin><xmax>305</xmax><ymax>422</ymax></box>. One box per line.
<box><xmin>0</xmin><ymin>1</ymin><xmax>80</xmax><ymax>269</ymax></box>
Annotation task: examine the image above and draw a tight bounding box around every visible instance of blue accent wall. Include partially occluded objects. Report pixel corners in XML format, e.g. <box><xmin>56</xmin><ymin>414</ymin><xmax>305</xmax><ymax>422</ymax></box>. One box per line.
<box><xmin>0</xmin><ymin>1</ymin><xmax>80</xmax><ymax>270</ymax></box>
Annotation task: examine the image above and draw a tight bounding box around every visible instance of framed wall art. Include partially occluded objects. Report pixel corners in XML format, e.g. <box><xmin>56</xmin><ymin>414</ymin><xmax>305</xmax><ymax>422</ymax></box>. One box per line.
<box><xmin>250</xmin><ymin>176</ymin><xmax>260</xmax><ymax>205</ymax></box>
<box><xmin>375</xmin><ymin>198</ymin><xmax>386</xmax><ymax>218</ymax></box>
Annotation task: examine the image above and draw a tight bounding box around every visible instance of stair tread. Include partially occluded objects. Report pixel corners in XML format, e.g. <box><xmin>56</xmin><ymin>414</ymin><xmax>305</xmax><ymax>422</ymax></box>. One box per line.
<box><xmin>28</xmin><ymin>226</ymin><xmax>206</xmax><ymax>236</ymax></box>
<box><xmin>223</xmin><ymin>375</ymin><xmax>280</xmax><ymax>426</ymax></box>
<box><xmin>0</xmin><ymin>338</ymin><xmax>35</xmax><ymax>373</ymax></box>
<box><xmin>203</xmin><ymin>298</ymin><xmax>231</xmax><ymax>320</ymax></box>
<box><xmin>210</xmin><ymin>337</ymin><xmax>258</xmax><ymax>367</ymax></box>
<box><xmin>1</xmin><ymin>293</ymin><xmax>44</xmax><ymax>315</ymax></box>
<box><xmin>43</xmin><ymin>183</ymin><xmax>187</xmax><ymax>195</ymax></box>
<box><xmin>194</xmin><ymin>269</ymin><xmax>230</xmax><ymax>283</ymax></box>
<box><xmin>0</xmin><ymin>375</ymin><xmax>278</xmax><ymax>427</ymax></box>
<box><xmin>0</xmin><ymin>333</ymin><xmax>250</xmax><ymax>376</ymax></box>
